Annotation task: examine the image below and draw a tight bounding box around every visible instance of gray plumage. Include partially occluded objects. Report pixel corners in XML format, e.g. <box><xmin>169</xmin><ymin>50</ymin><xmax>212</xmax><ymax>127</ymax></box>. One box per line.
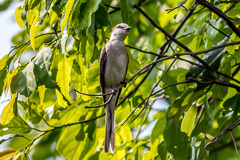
<box><xmin>100</xmin><ymin>23</ymin><xmax>131</xmax><ymax>153</ymax></box>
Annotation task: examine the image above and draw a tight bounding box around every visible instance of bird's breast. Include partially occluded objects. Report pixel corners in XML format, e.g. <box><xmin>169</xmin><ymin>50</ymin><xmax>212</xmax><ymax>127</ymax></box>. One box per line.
<box><xmin>104</xmin><ymin>42</ymin><xmax>128</xmax><ymax>88</ymax></box>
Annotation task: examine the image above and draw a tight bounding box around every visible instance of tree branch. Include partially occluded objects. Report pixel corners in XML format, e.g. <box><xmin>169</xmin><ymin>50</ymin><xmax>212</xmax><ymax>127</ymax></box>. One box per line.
<box><xmin>197</xmin><ymin>0</ymin><xmax>240</xmax><ymax>37</ymax></box>
<box><xmin>200</xmin><ymin>119</ymin><xmax>240</xmax><ymax>159</ymax></box>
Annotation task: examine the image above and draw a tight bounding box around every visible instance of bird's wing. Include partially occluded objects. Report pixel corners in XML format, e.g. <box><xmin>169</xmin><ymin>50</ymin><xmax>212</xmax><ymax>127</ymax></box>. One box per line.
<box><xmin>100</xmin><ymin>45</ymin><xmax>107</xmax><ymax>102</ymax></box>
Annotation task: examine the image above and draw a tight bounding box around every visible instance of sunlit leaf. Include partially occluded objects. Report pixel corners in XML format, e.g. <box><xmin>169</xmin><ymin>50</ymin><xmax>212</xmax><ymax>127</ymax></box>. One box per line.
<box><xmin>14</xmin><ymin>5</ymin><xmax>25</xmax><ymax>28</ymax></box>
<box><xmin>61</xmin><ymin>0</ymin><xmax>74</xmax><ymax>32</ymax></box>
<box><xmin>0</xmin><ymin>94</ymin><xmax>17</xmax><ymax>125</ymax></box>
<box><xmin>11</xmin><ymin>61</ymin><xmax>37</xmax><ymax>97</ymax></box>
<box><xmin>0</xmin><ymin>54</ymin><xmax>9</xmax><ymax>70</ymax></box>
<box><xmin>5</xmin><ymin>67</ymin><xmax>19</xmax><ymax>95</ymax></box>
<box><xmin>0</xmin><ymin>149</ymin><xmax>16</xmax><ymax>160</ymax></box>
<box><xmin>0</xmin><ymin>116</ymin><xmax>32</xmax><ymax>136</ymax></box>
<box><xmin>30</xmin><ymin>25</ymin><xmax>37</xmax><ymax>51</ymax></box>
<box><xmin>33</xmin><ymin>46</ymin><xmax>55</xmax><ymax>88</ymax></box>
<box><xmin>181</xmin><ymin>105</ymin><xmax>197</xmax><ymax>136</ymax></box>
<box><xmin>151</xmin><ymin>113</ymin><xmax>165</xmax><ymax>143</ymax></box>
<box><xmin>56</xmin><ymin>57</ymin><xmax>72</xmax><ymax>100</ymax></box>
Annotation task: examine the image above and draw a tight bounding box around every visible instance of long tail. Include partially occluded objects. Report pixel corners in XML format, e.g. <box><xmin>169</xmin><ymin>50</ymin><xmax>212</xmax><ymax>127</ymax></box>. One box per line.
<box><xmin>104</xmin><ymin>107</ymin><xmax>115</xmax><ymax>153</ymax></box>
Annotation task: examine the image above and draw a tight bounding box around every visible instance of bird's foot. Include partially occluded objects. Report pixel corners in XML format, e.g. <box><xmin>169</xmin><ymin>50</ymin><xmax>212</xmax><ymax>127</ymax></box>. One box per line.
<box><xmin>110</xmin><ymin>87</ymin><xmax>117</xmax><ymax>95</ymax></box>
<box><xmin>120</xmin><ymin>81</ymin><xmax>127</xmax><ymax>87</ymax></box>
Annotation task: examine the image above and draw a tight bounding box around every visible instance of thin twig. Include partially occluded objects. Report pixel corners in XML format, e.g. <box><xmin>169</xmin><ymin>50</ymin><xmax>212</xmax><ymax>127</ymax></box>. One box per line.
<box><xmin>126</xmin><ymin>44</ymin><xmax>162</xmax><ymax>57</ymax></box>
<box><xmin>84</xmin><ymin>94</ymin><xmax>113</xmax><ymax>108</ymax></box>
<box><xmin>199</xmin><ymin>119</ymin><xmax>240</xmax><ymax>159</ymax></box>
<box><xmin>205</xmin><ymin>20</ymin><xmax>229</xmax><ymax>37</ymax></box>
<box><xmin>74</xmin><ymin>88</ymin><xmax>115</xmax><ymax>96</ymax></box>
<box><xmin>230</xmin><ymin>130</ymin><xmax>240</xmax><ymax>158</ymax></box>
<box><xmin>132</xmin><ymin>100</ymin><xmax>152</xmax><ymax>147</ymax></box>
<box><xmin>166</xmin><ymin>0</ymin><xmax>189</xmax><ymax>13</ymax></box>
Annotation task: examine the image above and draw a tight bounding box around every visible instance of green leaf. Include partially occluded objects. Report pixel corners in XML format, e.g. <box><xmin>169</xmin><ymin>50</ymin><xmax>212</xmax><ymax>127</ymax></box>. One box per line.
<box><xmin>38</xmin><ymin>85</ymin><xmax>46</xmax><ymax>107</ymax></box>
<box><xmin>151</xmin><ymin>113</ymin><xmax>166</xmax><ymax>143</ymax></box>
<box><xmin>11</xmin><ymin>61</ymin><xmax>37</xmax><ymax>97</ymax></box>
<box><xmin>158</xmin><ymin>141</ymin><xmax>167</xmax><ymax>160</ymax></box>
<box><xmin>30</xmin><ymin>0</ymin><xmax>41</xmax><ymax>9</ymax></box>
<box><xmin>168</xmin><ymin>86</ymin><xmax>195</xmax><ymax>118</ymax></box>
<box><xmin>95</xmin><ymin>6</ymin><xmax>111</xmax><ymax>29</ymax></box>
<box><xmin>33</xmin><ymin>46</ymin><xmax>55</xmax><ymax>88</ymax></box>
<box><xmin>0</xmin><ymin>94</ymin><xmax>17</xmax><ymax>125</ymax></box>
<box><xmin>45</xmin><ymin>0</ymin><xmax>53</xmax><ymax>11</ymax></box>
<box><xmin>162</xmin><ymin>68</ymin><xmax>187</xmax><ymax>99</ymax></box>
<box><xmin>14</xmin><ymin>5</ymin><xmax>25</xmax><ymax>28</ymax></box>
<box><xmin>181</xmin><ymin>105</ymin><xmax>197</xmax><ymax>136</ymax></box>
<box><xmin>186</xmin><ymin>36</ymin><xmax>230</xmax><ymax>80</ymax></box>
<box><xmin>0</xmin><ymin>69</ymin><xmax>7</xmax><ymax>96</ymax></box>
<box><xmin>121</xmin><ymin>0</ymin><xmax>129</xmax><ymax>23</ymax></box>
<box><xmin>57</xmin><ymin>105</ymin><xmax>97</xmax><ymax>159</ymax></box>
<box><xmin>191</xmin><ymin>137</ymin><xmax>209</xmax><ymax>160</ymax></box>
<box><xmin>0</xmin><ymin>116</ymin><xmax>32</xmax><ymax>136</ymax></box>
<box><xmin>163</xmin><ymin>118</ymin><xmax>188</xmax><ymax>160</ymax></box>
<box><xmin>74</xmin><ymin>0</ymin><xmax>102</xmax><ymax>36</ymax></box>
<box><xmin>86</xmin><ymin>60</ymin><xmax>99</xmax><ymax>89</ymax></box>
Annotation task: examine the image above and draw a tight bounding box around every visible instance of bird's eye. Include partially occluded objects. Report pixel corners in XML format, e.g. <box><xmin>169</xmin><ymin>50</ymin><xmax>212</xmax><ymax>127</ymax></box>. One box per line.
<box><xmin>116</xmin><ymin>25</ymin><xmax>123</xmax><ymax>29</ymax></box>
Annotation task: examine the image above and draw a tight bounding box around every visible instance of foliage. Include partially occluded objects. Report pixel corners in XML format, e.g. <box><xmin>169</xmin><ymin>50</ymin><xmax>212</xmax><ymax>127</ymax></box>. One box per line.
<box><xmin>0</xmin><ymin>0</ymin><xmax>240</xmax><ymax>159</ymax></box>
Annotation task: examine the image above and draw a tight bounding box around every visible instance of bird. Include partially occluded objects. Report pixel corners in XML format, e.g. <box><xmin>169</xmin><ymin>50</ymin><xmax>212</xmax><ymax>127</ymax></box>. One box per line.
<box><xmin>99</xmin><ymin>23</ymin><xmax>131</xmax><ymax>153</ymax></box>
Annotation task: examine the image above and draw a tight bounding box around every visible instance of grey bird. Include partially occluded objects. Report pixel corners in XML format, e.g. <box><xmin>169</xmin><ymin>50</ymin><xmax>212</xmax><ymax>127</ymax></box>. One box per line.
<box><xmin>100</xmin><ymin>23</ymin><xmax>131</xmax><ymax>153</ymax></box>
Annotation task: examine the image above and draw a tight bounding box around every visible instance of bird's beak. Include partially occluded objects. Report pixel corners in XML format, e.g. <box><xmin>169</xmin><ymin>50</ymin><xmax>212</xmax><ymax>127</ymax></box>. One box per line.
<box><xmin>124</xmin><ymin>27</ymin><xmax>131</xmax><ymax>31</ymax></box>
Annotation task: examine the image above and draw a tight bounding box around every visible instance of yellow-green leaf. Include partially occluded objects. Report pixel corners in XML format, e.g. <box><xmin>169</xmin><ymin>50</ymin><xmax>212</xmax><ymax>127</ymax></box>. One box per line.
<box><xmin>26</xmin><ymin>9</ymin><xmax>39</xmax><ymax>26</ymax></box>
<box><xmin>61</xmin><ymin>0</ymin><xmax>74</xmax><ymax>32</ymax></box>
<box><xmin>0</xmin><ymin>149</ymin><xmax>16</xmax><ymax>160</ymax></box>
<box><xmin>181</xmin><ymin>106</ymin><xmax>197</xmax><ymax>136</ymax></box>
<box><xmin>5</xmin><ymin>67</ymin><xmax>19</xmax><ymax>95</ymax></box>
<box><xmin>0</xmin><ymin>94</ymin><xmax>17</xmax><ymax>125</ymax></box>
<box><xmin>14</xmin><ymin>6</ymin><xmax>25</xmax><ymax>28</ymax></box>
<box><xmin>30</xmin><ymin>25</ymin><xmax>37</xmax><ymax>51</ymax></box>
<box><xmin>56</xmin><ymin>58</ymin><xmax>72</xmax><ymax>100</ymax></box>
<box><xmin>38</xmin><ymin>85</ymin><xmax>46</xmax><ymax>107</ymax></box>
<box><xmin>0</xmin><ymin>54</ymin><xmax>9</xmax><ymax>70</ymax></box>
<box><xmin>55</xmin><ymin>89</ymin><xmax>68</xmax><ymax>108</ymax></box>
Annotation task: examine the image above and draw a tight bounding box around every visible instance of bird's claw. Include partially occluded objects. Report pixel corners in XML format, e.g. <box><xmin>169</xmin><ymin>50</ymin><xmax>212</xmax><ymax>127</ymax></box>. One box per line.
<box><xmin>120</xmin><ymin>81</ymin><xmax>127</xmax><ymax>87</ymax></box>
<box><xmin>110</xmin><ymin>88</ymin><xmax>117</xmax><ymax>95</ymax></box>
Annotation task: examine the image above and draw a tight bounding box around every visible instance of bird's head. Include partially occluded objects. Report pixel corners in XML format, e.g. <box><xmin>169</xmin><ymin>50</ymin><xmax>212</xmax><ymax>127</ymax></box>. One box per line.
<box><xmin>110</xmin><ymin>23</ymin><xmax>131</xmax><ymax>41</ymax></box>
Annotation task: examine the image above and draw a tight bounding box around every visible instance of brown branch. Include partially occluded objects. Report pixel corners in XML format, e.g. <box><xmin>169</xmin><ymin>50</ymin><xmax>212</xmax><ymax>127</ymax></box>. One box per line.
<box><xmin>209</xmin><ymin>136</ymin><xmax>240</xmax><ymax>152</ymax></box>
<box><xmin>126</xmin><ymin>44</ymin><xmax>162</xmax><ymax>57</ymax></box>
<box><xmin>134</xmin><ymin>2</ymin><xmax>223</xmax><ymax>82</ymax></box>
<box><xmin>230</xmin><ymin>130</ymin><xmax>240</xmax><ymax>157</ymax></box>
<box><xmin>197</xmin><ymin>0</ymin><xmax>240</xmax><ymax>37</ymax></box>
<box><xmin>200</xmin><ymin>119</ymin><xmax>240</xmax><ymax>159</ymax></box>
<box><xmin>131</xmin><ymin>58</ymin><xmax>177</xmax><ymax>122</ymax></box>
<box><xmin>117</xmin><ymin>1</ymin><xmax>198</xmax><ymax>109</ymax></box>
<box><xmin>177</xmin><ymin>41</ymin><xmax>240</xmax><ymax>56</ymax></box>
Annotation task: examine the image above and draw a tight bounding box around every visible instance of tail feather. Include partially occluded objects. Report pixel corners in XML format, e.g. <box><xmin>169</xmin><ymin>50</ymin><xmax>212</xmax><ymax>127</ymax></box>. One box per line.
<box><xmin>110</xmin><ymin>112</ymin><xmax>115</xmax><ymax>152</ymax></box>
<box><xmin>104</xmin><ymin>108</ymin><xmax>115</xmax><ymax>153</ymax></box>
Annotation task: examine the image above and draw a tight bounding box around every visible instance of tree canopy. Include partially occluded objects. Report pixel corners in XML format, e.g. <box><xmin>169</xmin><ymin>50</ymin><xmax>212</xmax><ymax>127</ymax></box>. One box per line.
<box><xmin>1</xmin><ymin>0</ymin><xmax>240</xmax><ymax>159</ymax></box>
